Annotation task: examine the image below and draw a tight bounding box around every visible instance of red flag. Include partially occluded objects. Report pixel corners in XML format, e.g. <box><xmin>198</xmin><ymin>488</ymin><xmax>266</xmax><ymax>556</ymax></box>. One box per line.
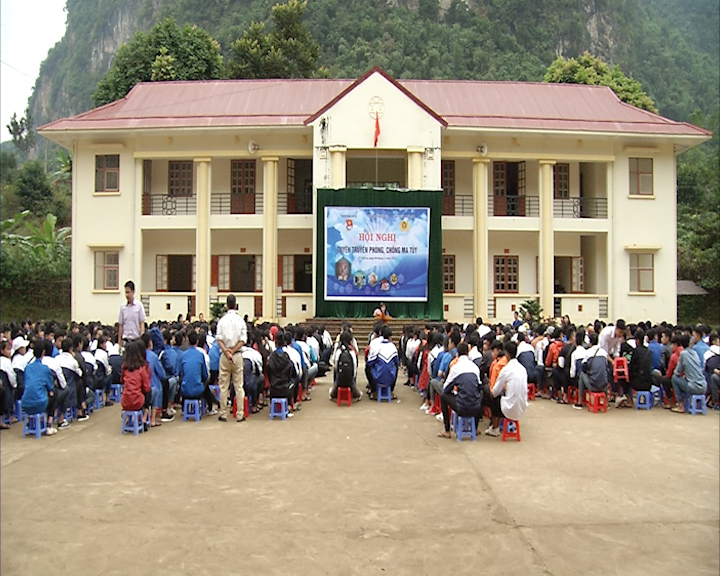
<box><xmin>373</xmin><ymin>112</ymin><xmax>381</xmax><ymax>147</ymax></box>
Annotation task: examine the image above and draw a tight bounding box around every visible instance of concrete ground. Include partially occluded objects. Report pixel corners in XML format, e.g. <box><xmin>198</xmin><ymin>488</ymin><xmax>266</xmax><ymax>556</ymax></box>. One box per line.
<box><xmin>2</xmin><ymin>367</ymin><xmax>718</xmax><ymax>576</ymax></box>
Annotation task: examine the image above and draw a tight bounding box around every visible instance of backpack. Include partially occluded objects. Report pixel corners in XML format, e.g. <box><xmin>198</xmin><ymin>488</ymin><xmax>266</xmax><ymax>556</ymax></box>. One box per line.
<box><xmin>706</xmin><ymin>351</ymin><xmax>720</xmax><ymax>376</ymax></box>
<box><xmin>336</xmin><ymin>346</ymin><xmax>354</xmax><ymax>387</ymax></box>
<box><xmin>267</xmin><ymin>350</ymin><xmax>294</xmax><ymax>395</ymax></box>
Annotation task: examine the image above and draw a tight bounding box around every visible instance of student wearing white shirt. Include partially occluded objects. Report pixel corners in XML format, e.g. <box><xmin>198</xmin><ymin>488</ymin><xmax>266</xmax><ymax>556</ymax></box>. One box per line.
<box><xmin>486</xmin><ymin>340</ymin><xmax>528</xmax><ymax>436</ymax></box>
<box><xmin>94</xmin><ymin>336</ymin><xmax>113</xmax><ymax>406</ymax></box>
<box><xmin>0</xmin><ymin>340</ymin><xmax>17</xmax><ymax>427</ymax></box>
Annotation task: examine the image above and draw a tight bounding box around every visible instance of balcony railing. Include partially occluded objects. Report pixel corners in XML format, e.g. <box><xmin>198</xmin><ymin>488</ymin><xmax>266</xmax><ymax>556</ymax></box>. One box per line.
<box><xmin>553</xmin><ymin>197</ymin><xmax>608</xmax><ymax>219</ymax></box>
<box><xmin>143</xmin><ymin>194</ymin><xmax>197</xmax><ymax>216</ymax></box>
<box><xmin>488</xmin><ymin>195</ymin><xmax>540</xmax><ymax>217</ymax></box>
<box><xmin>211</xmin><ymin>193</ymin><xmax>260</xmax><ymax>215</ymax></box>
<box><xmin>277</xmin><ymin>192</ymin><xmax>312</xmax><ymax>215</ymax></box>
<box><xmin>443</xmin><ymin>195</ymin><xmax>474</xmax><ymax>216</ymax></box>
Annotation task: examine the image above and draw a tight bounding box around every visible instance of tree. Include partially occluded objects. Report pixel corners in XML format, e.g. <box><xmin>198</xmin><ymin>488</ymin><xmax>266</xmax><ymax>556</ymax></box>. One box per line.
<box><xmin>93</xmin><ymin>19</ymin><xmax>224</xmax><ymax>106</ymax></box>
<box><xmin>227</xmin><ymin>1</ymin><xmax>323</xmax><ymax>79</ymax></box>
<box><xmin>15</xmin><ymin>160</ymin><xmax>54</xmax><ymax>216</ymax></box>
<box><xmin>6</xmin><ymin>107</ymin><xmax>36</xmax><ymax>154</ymax></box>
<box><xmin>544</xmin><ymin>52</ymin><xmax>658</xmax><ymax>114</ymax></box>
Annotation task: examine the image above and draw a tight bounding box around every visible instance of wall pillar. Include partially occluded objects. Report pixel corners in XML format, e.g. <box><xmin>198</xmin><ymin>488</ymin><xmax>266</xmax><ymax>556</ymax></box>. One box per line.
<box><xmin>195</xmin><ymin>158</ymin><xmax>211</xmax><ymax>319</ymax></box>
<box><xmin>539</xmin><ymin>160</ymin><xmax>556</xmax><ymax>319</ymax></box>
<box><xmin>329</xmin><ymin>146</ymin><xmax>346</xmax><ymax>189</ymax></box>
<box><xmin>133</xmin><ymin>158</ymin><xmax>143</xmax><ymax>297</ymax></box>
<box><xmin>473</xmin><ymin>158</ymin><xmax>490</xmax><ymax>319</ymax></box>
<box><xmin>407</xmin><ymin>147</ymin><xmax>424</xmax><ymax>189</ymax></box>
<box><xmin>262</xmin><ymin>157</ymin><xmax>279</xmax><ymax>321</ymax></box>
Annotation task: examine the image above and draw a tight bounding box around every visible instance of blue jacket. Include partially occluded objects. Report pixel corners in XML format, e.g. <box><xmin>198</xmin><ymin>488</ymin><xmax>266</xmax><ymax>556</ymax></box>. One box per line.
<box><xmin>209</xmin><ymin>340</ymin><xmax>221</xmax><ymax>372</ymax></box>
<box><xmin>367</xmin><ymin>339</ymin><xmax>399</xmax><ymax>387</ymax></box>
<box><xmin>22</xmin><ymin>359</ymin><xmax>55</xmax><ymax>415</ymax></box>
<box><xmin>437</xmin><ymin>349</ymin><xmax>456</xmax><ymax>379</ymax></box>
<box><xmin>648</xmin><ymin>340</ymin><xmax>663</xmax><ymax>372</ymax></box>
<box><xmin>692</xmin><ymin>340</ymin><xmax>710</xmax><ymax>369</ymax></box>
<box><xmin>146</xmin><ymin>349</ymin><xmax>167</xmax><ymax>391</ymax></box>
<box><xmin>160</xmin><ymin>346</ymin><xmax>178</xmax><ymax>377</ymax></box>
<box><xmin>179</xmin><ymin>347</ymin><xmax>208</xmax><ymax>399</ymax></box>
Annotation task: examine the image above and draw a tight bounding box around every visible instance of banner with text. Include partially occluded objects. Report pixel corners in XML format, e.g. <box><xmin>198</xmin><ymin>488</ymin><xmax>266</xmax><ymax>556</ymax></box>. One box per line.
<box><xmin>325</xmin><ymin>206</ymin><xmax>430</xmax><ymax>302</ymax></box>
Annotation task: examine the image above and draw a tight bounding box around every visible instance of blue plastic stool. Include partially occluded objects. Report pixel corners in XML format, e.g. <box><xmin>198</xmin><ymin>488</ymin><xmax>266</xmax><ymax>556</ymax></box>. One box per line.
<box><xmin>14</xmin><ymin>400</ymin><xmax>23</xmax><ymax>421</ymax></box>
<box><xmin>635</xmin><ymin>391</ymin><xmax>652</xmax><ymax>411</ymax></box>
<box><xmin>121</xmin><ymin>410</ymin><xmax>145</xmax><ymax>435</ymax></box>
<box><xmin>22</xmin><ymin>413</ymin><xmax>47</xmax><ymax>438</ymax></box>
<box><xmin>109</xmin><ymin>384</ymin><xmax>123</xmax><ymax>403</ymax></box>
<box><xmin>94</xmin><ymin>390</ymin><xmax>105</xmax><ymax>410</ymax></box>
<box><xmin>454</xmin><ymin>415</ymin><xmax>477</xmax><ymax>442</ymax></box>
<box><xmin>182</xmin><ymin>399</ymin><xmax>203</xmax><ymax>422</ymax></box>
<box><xmin>64</xmin><ymin>406</ymin><xmax>78</xmax><ymax>422</ymax></box>
<box><xmin>269</xmin><ymin>397</ymin><xmax>288</xmax><ymax>420</ymax></box>
<box><xmin>376</xmin><ymin>384</ymin><xmax>392</xmax><ymax>403</ymax></box>
<box><xmin>1</xmin><ymin>412</ymin><xmax>11</xmax><ymax>425</ymax></box>
<box><xmin>209</xmin><ymin>384</ymin><xmax>221</xmax><ymax>403</ymax></box>
<box><xmin>686</xmin><ymin>394</ymin><xmax>707</xmax><ymax>415</ymax></box>
<box><xmin>651</xmin><ymin>385</ymin><xmax>663</xmax><ymax>407</ymax></box>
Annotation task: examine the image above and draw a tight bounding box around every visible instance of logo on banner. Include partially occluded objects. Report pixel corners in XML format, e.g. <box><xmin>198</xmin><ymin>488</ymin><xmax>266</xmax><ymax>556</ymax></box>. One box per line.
<box><xmin>346</xmin><ymin>219</ymin><xmax>353</xmax><ymax>230</ymax></box>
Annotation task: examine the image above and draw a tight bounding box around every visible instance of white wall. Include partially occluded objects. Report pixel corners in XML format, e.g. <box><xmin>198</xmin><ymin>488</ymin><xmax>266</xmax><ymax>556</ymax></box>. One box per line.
<box><xmin>442</xmin><ymin>230</ymin><xmax>474</xmax><ymax>294</ymax></box>
<box><xmin>487</xmin><ymin>231</ymin><xmax>539</xmax><ymax>295</ymax></box>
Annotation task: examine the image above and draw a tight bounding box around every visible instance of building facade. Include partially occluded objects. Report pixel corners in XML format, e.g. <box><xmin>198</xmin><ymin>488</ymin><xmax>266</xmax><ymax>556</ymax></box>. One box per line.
<box><xmin>40</xmin><ymin>68</ymin><xmax>710</xmax><ymax>325</ymax></box>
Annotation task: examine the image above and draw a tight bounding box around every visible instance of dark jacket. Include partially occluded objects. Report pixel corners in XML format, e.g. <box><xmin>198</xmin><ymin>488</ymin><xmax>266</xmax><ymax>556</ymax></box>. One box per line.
<box><xmin>629</xmin><ymin>345</ymin><xmax>652</xmax><ymax>389</ymax></box>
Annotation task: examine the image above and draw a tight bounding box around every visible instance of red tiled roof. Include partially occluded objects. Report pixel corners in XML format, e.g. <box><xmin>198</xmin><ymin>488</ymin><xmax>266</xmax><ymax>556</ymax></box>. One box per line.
<box><xmin>39</xmin><ymin>73</ymin><xmax>710</xmax><ymax>139</ymax></box>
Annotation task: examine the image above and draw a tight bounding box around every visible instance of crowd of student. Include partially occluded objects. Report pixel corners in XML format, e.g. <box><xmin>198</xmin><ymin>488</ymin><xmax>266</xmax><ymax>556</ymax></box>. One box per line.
<box><xmin>2</xmin><ymin>298</ymin><xmax>718</xmax><ymax>438</ymax></box>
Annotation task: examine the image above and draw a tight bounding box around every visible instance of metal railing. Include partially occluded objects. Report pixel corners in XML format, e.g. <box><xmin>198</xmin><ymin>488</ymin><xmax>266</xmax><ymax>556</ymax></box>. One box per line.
<box><xmin>210</xmin><ymin>193</ymin><xmax>261</xmax><ymax>215</ymax></box>
<box><xmin>443</xmin><ymin>195</ymin><xmax>474</xmax><ymax>216</ymax></box>
<box><xmin>277</xmin><ymin>192</ymin><xmax>312</xmax><ymax>215</ymax></box>
<box><xmin>487</xmin><ymin>195</ymin><xmax>540</xmax><ymax>217</ymax></box>
<box><xmin>144</xmin><ymin>194</ymin><xmax>197</xmax><ymax>216</ymax></box>
<box><xmin>553</xmin><ymin>197</ymin><xmax>608</xmax><ymax>219</ymax></box>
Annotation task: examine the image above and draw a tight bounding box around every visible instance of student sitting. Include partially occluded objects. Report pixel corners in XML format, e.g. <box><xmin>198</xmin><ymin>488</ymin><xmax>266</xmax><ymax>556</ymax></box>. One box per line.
<box><xmin>120</xmin><ymin>340</ymin><xmax>152</xmax><ymax>430</ymax></box>
<box><xmin>366</xmin><ymin>326</ymin><xmax>400</xmax><ymax>400</ymax></box>
<box><xmin>0</xmin><ymin>340</ymin><xmax>16</xmax><ymax>428</ymax></box>
<box><xmin>485</xmin><ymin>340</ymin><xmax>528</xmax><ymax>436</ymax></box>
<box><xmin>21</xmin><ymin>340</ymin><xmax>68</xmax><ymax>435</ymax></box>
<box><xmin>57</xmin><ymin>338</ymin><xmax>83</xmax><ymax>427</ymax></box>
<box><xmin>573</xmin><ymin>333</ymin><xmax>609</xmax><ymax>409</ymax></box>
<box><xmin>704</xmin><ymin>333</ymin><xmax>720</xmax><ymax>409</ymax></box>
<box><xmin>268</xmin><ymin>330</ymin><xmax>298</xmax><ymax>415</ymax></box>
<box><xmin>628</xmin><ymin>328</ymin><xmax>653</xmax><ymax>403</ymax></box>
<box><xmin>140</xmin><ymin>334</ymin><xmax>165</xmax><ymax>426</ymax></box>
<box><xmin>178</xmin><ymin>331</ymin><xmax>216</xmax><ymax>416</ymax></box>
<box><xmin>330</xmin><ymin>330</ymin><xmax>362</xmax><ymax>402</ymax></box>
<box><xmin>670</xmin><ymin>334</ymin><xmax>707</xmax><ymax>413</ymax></box>
<box><xmin>437</xmin><ymin>343</ymin><xmax>483</xmax><ymax>439</ymax></box>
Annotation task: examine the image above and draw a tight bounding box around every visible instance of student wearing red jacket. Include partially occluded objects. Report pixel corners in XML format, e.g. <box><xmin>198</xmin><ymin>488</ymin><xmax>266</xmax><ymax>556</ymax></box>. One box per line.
<box><xmin>120</xmin><ymin>340</ymin><xmax>152</xmax><ymax>428</ymax></box>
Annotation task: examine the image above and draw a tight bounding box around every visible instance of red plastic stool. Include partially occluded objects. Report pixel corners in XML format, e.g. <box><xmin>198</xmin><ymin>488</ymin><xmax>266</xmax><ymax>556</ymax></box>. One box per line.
<box><xmin>527</xmin><ymin>383</ymin><xmax>536</xmax><ymax>401</ymax></box>
<box><xmin>501</xmin><ymin>419</ymin><xmax>521</xmax><ymax>442</ymax></box>
<box><xmin>337</xmin><ymin>387</ymin><xmax>352</xmax><ymax>407</ymax></box>
<box><xmin>429</xmin><ymin>393</ymin><xmax>442</xmax><ymax>414</ymax></box>
<box><xmin>232</xmin><ymin>396</ymin><xmax>250</xmax><ymax>418</ymax></box>
<box><xmin>587</xmin><ymin>391</ymin><xmax>608</xmax><ymax>413</ymax></box>
<box><xmin>613</xmin><ymin>357</ymin><xmax>629</xmax><ymax>384</ymax></box>
<box><xmin>567</xmin><ymin>386</ymin><xmax>578</xmax><ymax>405</ymax></box>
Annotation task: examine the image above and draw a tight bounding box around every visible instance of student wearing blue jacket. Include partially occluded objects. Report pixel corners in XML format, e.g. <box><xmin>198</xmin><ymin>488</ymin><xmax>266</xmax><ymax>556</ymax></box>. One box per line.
<box><xmin>366</xmin><ymin>326</ymin><xmax>400</xmax><ymax>399</ymax></box>
<box><xmin>178</xmin><ymin>331</ymin><xmax>217</xmax><ymax>414</ymax></box>
<box><xmin>21</xmin><ymin>341</ymin><xmax>62</xmax><ymax>435</ymax></box>
<box><xmin>141</xmin><ymin>334</ymin><xmax>165</xmax><ymax>426</ymax></box>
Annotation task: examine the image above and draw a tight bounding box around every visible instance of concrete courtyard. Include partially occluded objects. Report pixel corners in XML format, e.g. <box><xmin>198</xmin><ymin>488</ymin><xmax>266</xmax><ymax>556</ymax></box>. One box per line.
<box><xmin>2</xmin><ymin>368</ymin><xmax>718</xmax><ymax>576</ymax></box>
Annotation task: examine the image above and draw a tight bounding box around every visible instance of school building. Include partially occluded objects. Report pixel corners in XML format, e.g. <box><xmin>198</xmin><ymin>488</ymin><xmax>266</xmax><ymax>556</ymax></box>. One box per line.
<box><xmin>39</xmin><ymin>67</ymin><xmax>710</xmax><ymax>325</ymax></box>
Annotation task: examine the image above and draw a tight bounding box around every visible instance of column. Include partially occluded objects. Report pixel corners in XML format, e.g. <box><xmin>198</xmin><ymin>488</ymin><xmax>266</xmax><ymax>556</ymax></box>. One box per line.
<box><xmin>473</xmin><ymin>158</ymin><xmax>490</xmax><ymax>319</ymax></box>
<box><xmin>133</xmin><ymin>158</ymin><xmax>143</xmax><ymax>296</ymax></box>
<box><xmin>329</xmin><ymin>146</ymin><xmax>346</xmax><ymax>189</ymax></box>
<box><xmin>407</xmin><ymin>147</ymin><xmax>424</xmax><ymax>189</ymax></box>
<box><xmin>262</xmin><ymin>157</ymin><xmax>279</xmax><ymax>321</ymax></box>
<box><xmin>195</xmin><ymin>158</ymin><xmax>211</xmax><ymax>319</ymax></box>
<box><xmin>605</xmin><ymin>161</ymin><xmax>614</xmax><ymax>320</ymax></box>
<box><xmin>539</xmin><ymin>160</ymin><xmax>556</xmax><ymax>319</ymax></box>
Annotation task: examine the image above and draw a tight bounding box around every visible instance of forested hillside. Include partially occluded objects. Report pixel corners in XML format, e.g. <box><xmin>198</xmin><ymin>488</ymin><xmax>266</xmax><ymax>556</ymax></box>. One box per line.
<box><xmin>28</xmin><ymin>0</ymin><xmax>718</xmax><ymax>126</ymax></box>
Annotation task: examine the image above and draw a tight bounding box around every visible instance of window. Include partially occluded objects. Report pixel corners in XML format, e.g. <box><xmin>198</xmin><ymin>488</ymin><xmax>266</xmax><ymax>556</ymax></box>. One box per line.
<box><xmin>168</xmin><ymin>161</ymin><xmax>193</xmax><ymax>197</ymax></box>
<box><xmin>629</xmin><ymin>158</ymin><xmax>653</xmax><ymax>196</ymax></box>
<box><xmin>494</xmin><ymin>256</ymin><xmax>519</xmax><ymax>293</ymax></box>
<box><xmin>279</xmin><ymin>255</ymin><xmax>312</xmax><ymax>293</ymax></box>
<box><xmin>94</xmin><ymin>251</ymin><xmax>119</xmax><ymax>290</ymax></box>
<box><xmin>493</xmin><ymin>162</ymin><xmax>526</xmax><ymax>216</ymax></box>
<box><xmin>95</xmin><ymin>155</ymin><xmax>119</xmax><ymax>192</ymax></box>
<box><xmin>281</xmin><ymin>256</ymin><xmax>294</xmax><ymax>292</ymax></box>
<box><xmin>441</xmin><ymin>161</ymin><xmax>455</xmax><ymax>215</ymax></box>
<box><xmin>286</xmin><ymin>158</ymin><xmax>313</xmax><ymax>214</ymax></box>
<box><xmin>571</xmin><ymin>256</ymin><xmax>584</xmax><ymax>293</ymax></box>
<box><xmin>443</xmin><ymin>255</ymin><xmax>455</xmax><ymax>293</ymax></box>
<box><xmin>629</xmin><ymin>253</ymin><xmax>654</xmax><ymax>292</ymax></box>
<box><xmin>554</xmin><ymin>163</ymin><xmax>570</xmax><ymax>199</ymax></box>
<box><xmin>231</xmin><ymin>160</ymin><xmax>256</xmax><ymax>214</ymax></box>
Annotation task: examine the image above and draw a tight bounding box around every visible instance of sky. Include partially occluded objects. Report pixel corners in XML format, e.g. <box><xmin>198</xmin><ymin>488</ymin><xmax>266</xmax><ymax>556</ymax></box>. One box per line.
<box><xmin>1</xmin><ymin>0</ymin><xmax>67</xmax><ymax>133</ymax></box>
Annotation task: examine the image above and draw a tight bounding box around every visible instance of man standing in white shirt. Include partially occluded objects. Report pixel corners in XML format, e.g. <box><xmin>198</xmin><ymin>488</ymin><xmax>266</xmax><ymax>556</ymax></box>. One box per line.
<box><xmin>215</xmin><ymin>294</ymin><xmax>247</xmax><ymax>422</ymax></box>
<box><xmin>117</xmin><ymin>280</ymin><xmax>146</xmax><ymax>348</ymax></box>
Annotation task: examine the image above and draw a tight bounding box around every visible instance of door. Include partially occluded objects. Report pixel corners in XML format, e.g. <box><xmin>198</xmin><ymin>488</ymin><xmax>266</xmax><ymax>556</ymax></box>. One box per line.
<box><xmin>231</xmin><ymin>160</ymin><xmax>256</xmax><ymax>214</ymax></box>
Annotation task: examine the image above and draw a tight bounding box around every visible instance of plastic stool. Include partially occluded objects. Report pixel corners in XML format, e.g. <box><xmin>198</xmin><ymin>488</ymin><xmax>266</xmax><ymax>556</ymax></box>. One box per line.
<box><xmin>587</xmin><ymin>392</ymin><xmax>608</xmax><ymax>413</ymax></box>
<box><xmin>64</xmin><ymin>406</ymin><xmax>78</xmax><ymax>422</ymax></box>
<box><xmin>2</xmin><ymin>412</ymin><xmax>12</xmax><ymax>425</ymax></box>
<box><xmin>109</xmin><ymin>384</ymin><xmax>123</xmax><ymax>403</ymax></box>
<box><xmin>651</xmin><ymin>385</ymin><xmax>663</xmax><ymax>407</ymax></box>
<box><xmin>337</xmin><ymin>387</ymin><xmax>352</xmax><ymax>407</ymax></box>
<box><xmin>567</xmin><ymin>386</ymin><xmax>578</xmax><ymax>405</ymax></box>
<box><xmin>613</xmin><ymin>356</ymin><xmax>629</xmax><ymax>383</ymax></box>
<box><xmin>121</xmin><ymin>410</ymin><xmax>145</xmax><ymax>435</ymax></box>
<box><xmin>22</xmin><ymin>413</ymin><xmax>48</xmax><ymax>438</ymax></box>
<box><xmin>635</xmin><ymin>391</ymin><xmax>652</xmax><ymax>410</ymax></box>
<box><xmin>527</xmin><ymin>383</ymin><xmax>536</xmax><ymax>401</ymax></box>
<box><xmin>93</xmin><ymin>390</ymin><xmax>105</xmax><ymax>410</ymax></box>
<box><xmin>269</xmin><ymin>397</ymin><xmax>288</xmax><ymax>420</ymax></box>
<box><xmin>454</xmin><ymin>415</ymin><xmax>477</xmax><ymax>442</ymax></box>
<box><xmin>686</xmin><ymin>394</ymin><xmax>707</xmax><ymax>415</ymax></box>
<box><xmin>14</xmin><ymin>400</ymin><xmax>23</xmax><ymax>421</ymax></box>
<box><xmin>182</xmin><ymin>399</ymin><xmax>203</xmax><ymax>422</ymax></box>
<box><xmin>209</xmin><ymin>384</ymin><xmax>220</xmax><ymax>403</ymax></box>
<box><xmin>376</xmin><ymin>384</ymin><xmax>392</xmax><ymax>403</ymax></box>
<box><xmin>501</xmin><ymin>419</ymin><xmax>521</xmax><ymax>442</ymax></box>
<box><xmin>232</xmin><ymin>396</ymin><xmax>249</xmax><ymax>419</ymax></box>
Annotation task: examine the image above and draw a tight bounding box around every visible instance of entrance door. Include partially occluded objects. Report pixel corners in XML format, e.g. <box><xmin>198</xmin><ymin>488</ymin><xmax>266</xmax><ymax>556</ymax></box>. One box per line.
<box><xmin>493</xmin><ymin>162</ymin><xmax>526</xmax><ymax>216</ymax></box>
<box><xmin>231</xmin><ymin>160</ymin><xmax>256</xmax><ymax>214</ymax></box>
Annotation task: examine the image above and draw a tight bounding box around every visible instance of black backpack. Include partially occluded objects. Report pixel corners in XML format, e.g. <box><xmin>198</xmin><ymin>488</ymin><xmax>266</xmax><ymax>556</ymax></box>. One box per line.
<box><xmin>267</xmin><ymin>349</ymin><xmax>295</xmax><ymax>395</ymax></box>
<box><xmin>336</xmin><ymin>345</ymin><xmax>354</xmax><ymax>387</ymax></box>
<box><xmin>706</xmin><ymin>351</ymin><xmax>720</xmax><ymax>376</ymax></box>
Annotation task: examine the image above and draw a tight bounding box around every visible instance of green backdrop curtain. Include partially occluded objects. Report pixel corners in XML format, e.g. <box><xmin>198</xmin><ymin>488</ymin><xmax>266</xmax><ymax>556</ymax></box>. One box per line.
<box><xmin>315</xmin><ymin>188</ymin><xmax>443</xmax><ymax>320</ymax></box>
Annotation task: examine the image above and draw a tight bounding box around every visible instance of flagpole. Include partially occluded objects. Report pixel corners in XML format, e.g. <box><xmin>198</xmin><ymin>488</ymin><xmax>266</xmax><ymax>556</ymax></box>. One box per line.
<box><xmin>375</xmin><ymin>147</ymin><xmax>378</xmax><ymax>187</ymax></box>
